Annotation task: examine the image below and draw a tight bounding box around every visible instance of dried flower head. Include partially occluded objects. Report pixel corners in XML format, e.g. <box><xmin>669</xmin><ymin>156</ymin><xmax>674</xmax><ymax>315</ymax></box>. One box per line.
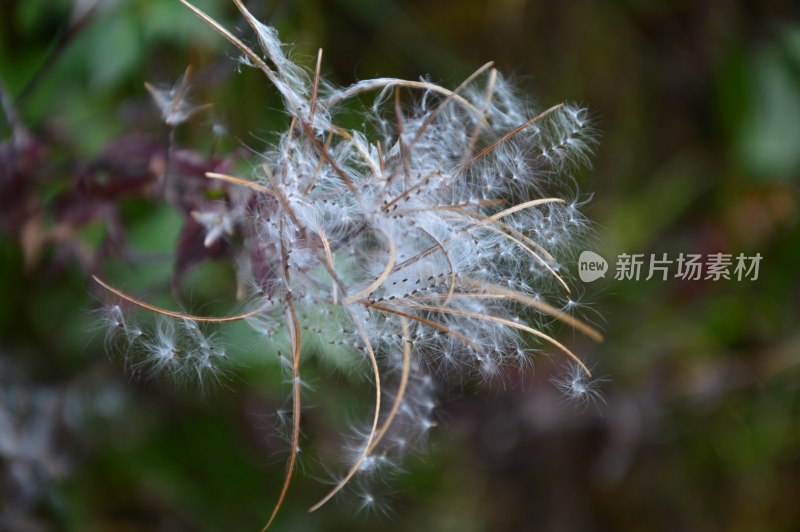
<box><xmin>93</xmin><ymin>0</ymin><xmax>604</xmax><ymax>527</ymax></box>
<box><xmin>144</xmin><ymin>66</ymin><xmax>210</xmax><ymax>127</ymax></box>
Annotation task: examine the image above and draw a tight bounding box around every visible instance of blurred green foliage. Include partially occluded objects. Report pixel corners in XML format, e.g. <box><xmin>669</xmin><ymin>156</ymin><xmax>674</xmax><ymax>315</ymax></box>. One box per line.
<box><xmin>2</xmin><ymin>1</ymin><xmax>800</xmax><ymax>531</ymax></box>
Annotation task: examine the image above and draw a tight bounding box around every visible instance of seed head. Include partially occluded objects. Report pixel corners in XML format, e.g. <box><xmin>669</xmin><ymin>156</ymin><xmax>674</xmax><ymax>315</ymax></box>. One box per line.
<box><xmin>94</xmin><ymin>1</ymin><xmax>605</xmax><ymax>526</ymax></box>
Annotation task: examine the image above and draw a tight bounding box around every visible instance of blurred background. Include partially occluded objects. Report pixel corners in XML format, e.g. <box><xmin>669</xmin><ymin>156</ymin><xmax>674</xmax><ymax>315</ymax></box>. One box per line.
<box><xmin>2</xmin><ymin>0</ymin><xmax>800</xmax><ymax>530</ymax></box>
